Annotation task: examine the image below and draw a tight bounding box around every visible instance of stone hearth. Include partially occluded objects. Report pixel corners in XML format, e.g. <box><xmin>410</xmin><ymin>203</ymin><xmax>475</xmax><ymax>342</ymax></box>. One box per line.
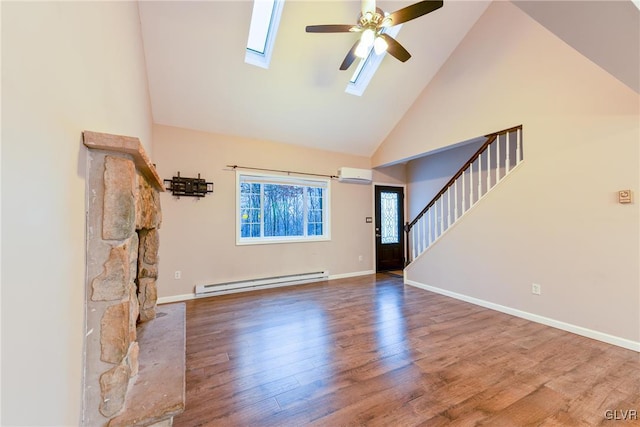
<box><xmin>83</xmin><ymin>131</ymin><xmax>184</xmax><ymax>426</ymax></box>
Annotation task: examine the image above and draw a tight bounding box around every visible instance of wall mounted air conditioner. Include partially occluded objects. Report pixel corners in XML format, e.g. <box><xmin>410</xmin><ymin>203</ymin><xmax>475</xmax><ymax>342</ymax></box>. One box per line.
<box><xmin>337</xmin><ymin>167</ymin><xmax>373</xmax><ymax>184</ymax></box>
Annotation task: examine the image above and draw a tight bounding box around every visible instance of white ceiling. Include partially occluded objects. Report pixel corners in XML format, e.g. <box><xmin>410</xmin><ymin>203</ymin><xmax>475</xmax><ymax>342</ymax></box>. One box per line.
<box><xmin>138</xmin><ymin>0</ymin><xmax>491</xmax><ymax>156</ymax></box>
<box><xmin>138</xmin><ymin>1</ymin><xmax>639</xmax><ymax>158</ymax></box>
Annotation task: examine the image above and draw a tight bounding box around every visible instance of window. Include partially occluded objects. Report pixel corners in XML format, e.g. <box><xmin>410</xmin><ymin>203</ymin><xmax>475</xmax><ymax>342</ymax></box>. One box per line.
<box><xmin>245</xmin><ymin>0</ymin><xmax>285</xmax><ymax>69</ymax></box>
<box><xmin>236</xmin><ymin>172</ymin><xmax>330</xmax><ymax>244</ymax></box>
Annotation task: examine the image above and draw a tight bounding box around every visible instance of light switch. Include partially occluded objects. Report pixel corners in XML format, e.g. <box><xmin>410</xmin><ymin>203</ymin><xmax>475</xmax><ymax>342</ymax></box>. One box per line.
<box><xmin>618</xmin><ymin>190</ymin><xmax>632</xmax><ymax>204</ymax></box>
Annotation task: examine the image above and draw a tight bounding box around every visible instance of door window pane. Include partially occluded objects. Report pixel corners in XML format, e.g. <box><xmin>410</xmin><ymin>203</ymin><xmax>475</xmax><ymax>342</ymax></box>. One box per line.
<box><xmin>380</xmin><ymin>191</ymin><xmax>399</xmax><ymax>244</ymax></box>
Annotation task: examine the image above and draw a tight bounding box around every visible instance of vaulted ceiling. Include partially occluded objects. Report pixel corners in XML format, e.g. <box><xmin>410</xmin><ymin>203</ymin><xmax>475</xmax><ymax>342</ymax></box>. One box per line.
<box><xmin>138</xmin><ymin>1</ymin><xmax>639</xmax><ymax>157</ymax></box>
<box><xmin>138</xmin><ymin>1</ymin><xmax>491</xmax><ymax>156</ymax></box>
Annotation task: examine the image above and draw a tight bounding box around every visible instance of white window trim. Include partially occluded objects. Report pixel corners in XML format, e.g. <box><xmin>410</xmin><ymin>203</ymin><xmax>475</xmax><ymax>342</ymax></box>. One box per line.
<box><xmin>235</xmin><ymin>170</ymin><xmax>331</xmax><ymax>245</ymax></box>
<box><xmin>245</xmin><ymin>0</ymin><xmax>285</xmax><ymax>69</ymax></box>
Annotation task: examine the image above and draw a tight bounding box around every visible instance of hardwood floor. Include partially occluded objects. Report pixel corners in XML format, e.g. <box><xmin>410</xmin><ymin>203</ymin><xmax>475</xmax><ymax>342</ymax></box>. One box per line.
<box><xmin>172</xmin><ymin>274</ymin><xmax>640</xmax><ymax>426</ymax></box>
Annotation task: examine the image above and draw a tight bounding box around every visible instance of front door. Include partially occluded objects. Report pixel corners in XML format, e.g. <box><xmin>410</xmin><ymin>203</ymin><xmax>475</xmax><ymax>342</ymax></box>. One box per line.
<box><xmin>374</xmin><ymin>185</ymin><xmax>405</xmax><ymax>272</ymax></box>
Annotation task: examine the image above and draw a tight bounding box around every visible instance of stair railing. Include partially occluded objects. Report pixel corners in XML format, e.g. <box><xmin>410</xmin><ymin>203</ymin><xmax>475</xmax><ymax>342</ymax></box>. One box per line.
<box><xmin>405</xmin><ymin>125</ymin><xmax>523</xmax><ymax>264</ymax></box>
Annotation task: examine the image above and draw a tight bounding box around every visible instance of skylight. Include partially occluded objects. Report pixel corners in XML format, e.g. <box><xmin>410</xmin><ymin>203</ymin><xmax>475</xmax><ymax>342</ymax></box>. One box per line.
<box><xmin>346</xmin><ymin>24</ymin><xmax>402</xmax><ymax>96</ymax></box>
<box><xmin>245</xmin><ymin>0</ymin><xmax>285</xmax><ymax>69</ymax></box>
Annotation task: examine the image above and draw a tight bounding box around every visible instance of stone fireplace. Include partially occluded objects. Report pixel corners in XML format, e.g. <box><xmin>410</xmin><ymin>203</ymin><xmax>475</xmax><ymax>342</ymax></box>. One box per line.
<box><xmin>83</xmin><ymin>131</ymin><xmax>184</xmax><ymax>426</ymax></box>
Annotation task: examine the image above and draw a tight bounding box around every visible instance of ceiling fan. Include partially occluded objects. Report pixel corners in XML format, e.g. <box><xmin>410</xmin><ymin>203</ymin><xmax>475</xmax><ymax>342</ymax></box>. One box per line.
<box><xmin>306</xmin><ymin>0</ymin><xmax>443</xmax><ymax>70</ymax></box>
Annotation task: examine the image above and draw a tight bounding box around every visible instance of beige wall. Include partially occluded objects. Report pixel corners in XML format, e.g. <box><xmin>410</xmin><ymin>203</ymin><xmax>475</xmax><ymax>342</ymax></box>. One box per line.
<box><xmin>377</xmin><ymin>2</ymin><xmax>639</xmax><ymax>345</ymax></box>
<box><xmin>153</xmin><ymin>125</ymin><xmax>403</xmax><ymax>299</ymax></box>
<box><xmin>406</xmin><ymin>140</ymin><xmax>484</xmax><ymax>220</ymax></box>
<box><xmin>1</xmin><ymin>2</ymin><xmax>153</xmax><ymax>425</ymax></box>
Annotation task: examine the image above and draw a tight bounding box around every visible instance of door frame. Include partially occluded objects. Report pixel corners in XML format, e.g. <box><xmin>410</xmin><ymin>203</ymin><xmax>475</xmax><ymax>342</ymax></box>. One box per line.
<box><xmin>371</xmin><ymin>182</ymin><xmax>407</xmax><ymax>272</ymax></box>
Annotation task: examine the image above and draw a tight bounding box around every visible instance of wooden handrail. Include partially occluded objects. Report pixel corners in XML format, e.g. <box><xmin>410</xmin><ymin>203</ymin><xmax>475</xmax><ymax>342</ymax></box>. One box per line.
<box><xmin>406</xmin><ymin>125</ymin><xmax>521</xmax><ymax>231</ymax></box>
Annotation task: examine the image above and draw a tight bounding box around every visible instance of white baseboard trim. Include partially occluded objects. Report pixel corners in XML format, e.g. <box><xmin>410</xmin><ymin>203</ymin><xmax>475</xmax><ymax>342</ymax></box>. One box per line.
<box><xmin>329</xmin><ymin>270</ymin><xmax>375</xmax><ymax>280</ymax></box>
<box><xmin>157</xmin><ymin>270</ymin><xmax>376</xmax><ymax>304</ymax></box>
<box><xmin>405</xmin><ymin>279</ymin><xmax>640</xmax><ymax>352</ymax></box>
<box><xmin>158</xmin><ymin>293</ymin><xmax>196</xmax><ymax>304</ymax></box>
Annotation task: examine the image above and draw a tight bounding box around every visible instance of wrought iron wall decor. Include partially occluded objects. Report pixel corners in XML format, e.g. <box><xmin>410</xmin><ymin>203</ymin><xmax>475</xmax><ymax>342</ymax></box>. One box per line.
<box><xmin>164</xmin><ymin>172</ymin><xmax>213</xmax><ymax>198</ymax></box>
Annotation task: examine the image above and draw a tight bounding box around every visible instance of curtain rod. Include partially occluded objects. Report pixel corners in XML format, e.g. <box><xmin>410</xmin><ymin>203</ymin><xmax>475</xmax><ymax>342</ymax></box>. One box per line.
<box><xmin>227</xmin><ymin>164</ymin><xmax>338</xmax><ymax>179</ymax></box>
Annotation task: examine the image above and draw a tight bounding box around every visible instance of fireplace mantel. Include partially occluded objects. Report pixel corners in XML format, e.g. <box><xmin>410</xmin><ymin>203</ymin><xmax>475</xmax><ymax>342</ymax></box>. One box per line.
<box><xmin>83</xmin><ymin>130</ymin><xmax>164</xmax><ymax>192</ymax></box>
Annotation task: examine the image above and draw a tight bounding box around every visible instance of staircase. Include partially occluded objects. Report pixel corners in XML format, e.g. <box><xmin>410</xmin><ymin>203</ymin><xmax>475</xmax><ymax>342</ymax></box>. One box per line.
<box><xmin>405</xmin><ymin>125</ymin><xmax>523</xmax><ymax>264</ymax></box>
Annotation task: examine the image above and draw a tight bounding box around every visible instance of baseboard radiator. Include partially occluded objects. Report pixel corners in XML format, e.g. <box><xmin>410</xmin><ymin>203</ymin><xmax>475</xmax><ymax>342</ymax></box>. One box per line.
<box><xmin>195</xmin><ymin>271</ymin><xmax>328</xmax><ymax>296</ymax></box>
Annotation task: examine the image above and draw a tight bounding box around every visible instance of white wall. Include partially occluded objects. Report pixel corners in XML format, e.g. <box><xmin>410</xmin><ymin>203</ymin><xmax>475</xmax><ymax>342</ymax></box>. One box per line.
<box><xmin>153</xmin><ymin>125</ymin><xmax>401</xmax><ymax>300</ymax></box>
<box><xmin>1</xmin><ymin>2</ymin><xmax>153</xmax><ymax>425</ymax></box>
<box><xmin>375</xmin><ymin>2</ymin><xmax>640</xmax><ymax>345</ymax></box>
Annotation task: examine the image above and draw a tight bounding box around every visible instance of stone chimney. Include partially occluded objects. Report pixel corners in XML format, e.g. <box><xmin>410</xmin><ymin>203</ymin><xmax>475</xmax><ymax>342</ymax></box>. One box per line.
<box><xmin>83</xmin><ymin>132</ymin><xmax>182</xmax><ymax>426</ymax></box>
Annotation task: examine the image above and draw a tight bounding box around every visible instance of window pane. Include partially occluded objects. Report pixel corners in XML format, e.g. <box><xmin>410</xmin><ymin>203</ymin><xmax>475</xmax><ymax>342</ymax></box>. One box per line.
<box><xmin>308</xmin><ymin>223</ymin><xmax>322</xmax><ymax>236</ymax></box>
<box><xmin>380</xmin><ymin>191</ymin><xmax>399</xmax><ymax>244</ymax></box>
<box><xmin>247</xmin><ymin>0</ymin><xmax>276</xmax><ymax>54</ymax></box>
<box><xmin>263</xmin><ymin>184</ymin><xmax>304</xmax><ymax>237</ymax></box>
<box><xmin>241</xmin><ymin>223</ymin><xmax>260</xmax><ymax>238</ymax></box>
<box><xmin>240</xmin><ymin>208</ymin><xmax>260</xmax><ymax>237</ymax></box>
<box><xmin>240</xmin><ymin>180</ymin><xmax>261</xmax><ymax>238</ymax></box>
<box><xmin>307</xmin><ymin>186</ymin><xmax>324</xmax><ymax>237</ymax></box>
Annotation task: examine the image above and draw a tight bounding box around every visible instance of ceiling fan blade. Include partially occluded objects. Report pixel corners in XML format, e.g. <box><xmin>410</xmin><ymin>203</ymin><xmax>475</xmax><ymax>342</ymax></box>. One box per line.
<box><xmin>340</xmin><ymin>40</ymin><xmax>360</xmax><ymax>70</ymax></box>
<box><xmin>386</xmin><ymin>0</ymin><xmax>443</xmax><ymax>26</ymax></box>
<box><xmin>306</xmin><ymin>24</ymin><xmax>355</xmax><ymax>33</ymax></box>
<box><xmin>379</xmin><ymin>34</ymin><xmax>411</xmax><ymax>62</ymax></box>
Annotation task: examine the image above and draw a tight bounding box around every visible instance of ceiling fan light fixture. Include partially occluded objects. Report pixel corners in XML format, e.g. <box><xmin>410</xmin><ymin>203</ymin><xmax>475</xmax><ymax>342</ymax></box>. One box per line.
<box><xmin>306</xmin><ymin>0</ymin><xmax>444</xmax><ymax>70</ymax></box>
<box><xmin>355</xmin><ymin>40</ymin><xmax>370</xmax><ymax>58</ymax></box>
<box><xmin>355</xmin><ymin>28</ymin><xmax>376</xmax><ymax>58</ymax></box>
<box><xmin>360</xmin><ymin>28</ymin><xmax>375</xmax><ymax>47</ymax></box>
<box><xmin>373</xmin><ymin>35</ymin><xmax>388</xmax><ymax>54</ymax></box>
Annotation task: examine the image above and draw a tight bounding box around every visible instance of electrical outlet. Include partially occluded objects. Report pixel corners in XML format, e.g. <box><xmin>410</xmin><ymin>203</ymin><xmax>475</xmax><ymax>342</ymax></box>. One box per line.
<box><xmin>532</xmin><ymin>283</ymin><xmax>541</xmax><ymax>295</ymax></box>
<box><xmin>174</xmin><ymin>270</ymin><xmax>181</xmax><ymax>280</ymax></box>
<box><xmin>358</xmin><ymin>255</ymin><xmax>363</xmax><ymax>262</ymax></box>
